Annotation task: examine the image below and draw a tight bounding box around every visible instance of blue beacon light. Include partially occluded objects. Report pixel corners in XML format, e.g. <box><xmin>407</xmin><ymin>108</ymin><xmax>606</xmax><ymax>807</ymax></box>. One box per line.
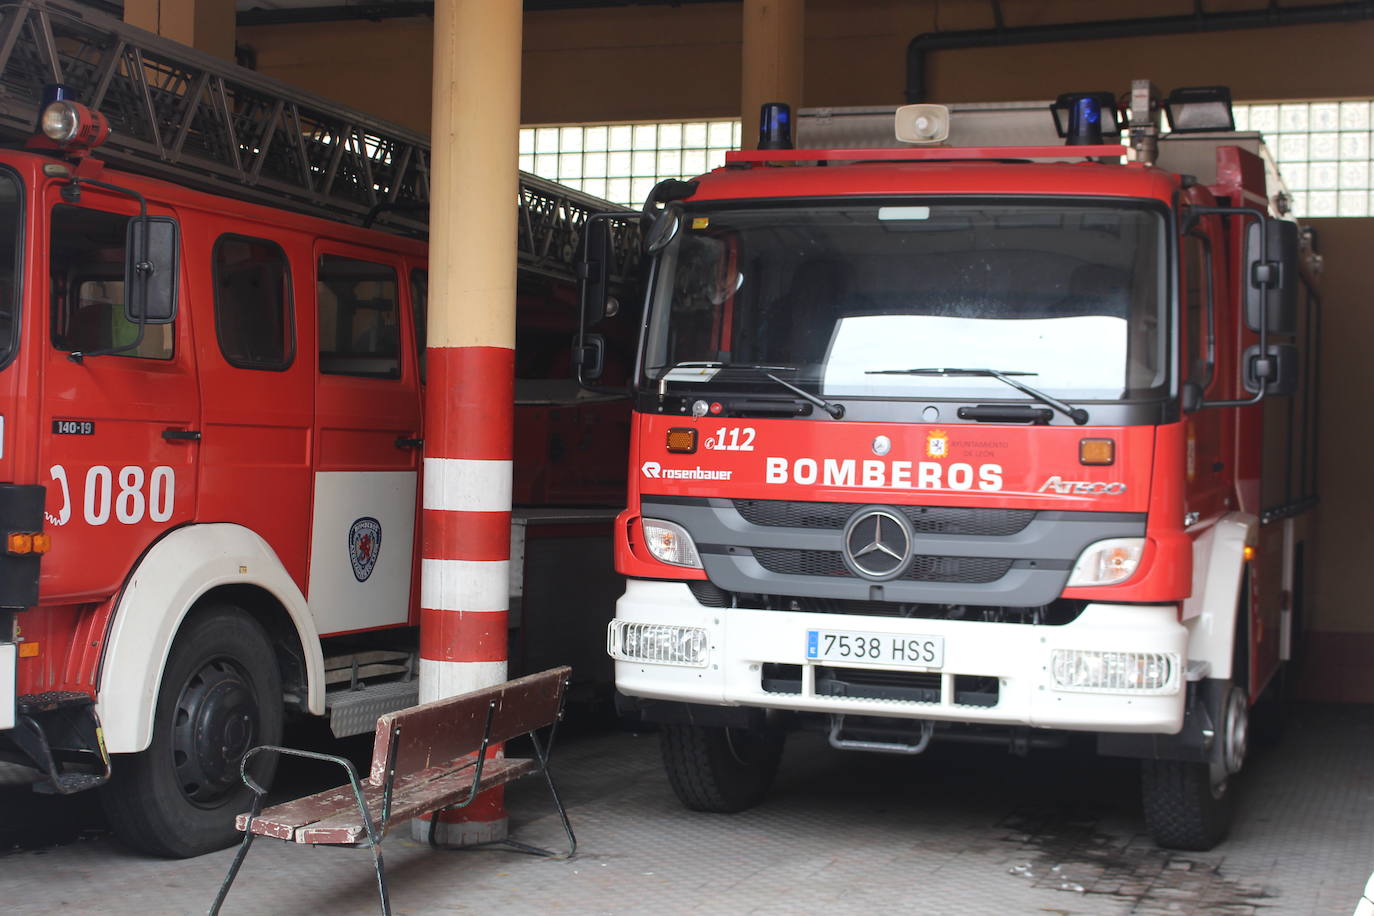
<box><xmin>758</xmin><ymin>102</ymin><xmax>793</xmax><ymax>151</ymax></box>
<box><xmin>1067</xmin><ymin>96</ymin><xmax>1104</xmax><ymax>146</ymax></box>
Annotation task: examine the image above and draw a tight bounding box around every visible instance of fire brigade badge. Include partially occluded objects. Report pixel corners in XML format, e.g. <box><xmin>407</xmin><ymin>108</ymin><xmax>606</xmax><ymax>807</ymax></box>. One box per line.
<box><xmin>348</xmin><ymin>517</ymin><xmax>382</xmax><ymax>582</ymax></box>
<box><xmin>925</xmin><ymin>429</ymin><xmax>949</xmax><ymax>459</ymax></box>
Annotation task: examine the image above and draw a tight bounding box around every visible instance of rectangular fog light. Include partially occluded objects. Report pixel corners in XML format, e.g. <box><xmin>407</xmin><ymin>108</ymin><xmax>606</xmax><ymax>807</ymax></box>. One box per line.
<box><xmin>1051</xmin><ymin>649</ymin><xmax>1179</xmax><ymax>694</ymax></box>
<box><xmin>608</xmin><ymin>620</ymin><xmax>709</xmax><ymax>667</ymax></box>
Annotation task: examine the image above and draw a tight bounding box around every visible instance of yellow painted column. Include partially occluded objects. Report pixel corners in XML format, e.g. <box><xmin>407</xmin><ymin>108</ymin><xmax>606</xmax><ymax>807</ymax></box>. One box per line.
<box><xmin>415</xmin><ymin>0</ymin><xmax>522</xmax><ymax>846</ymax></box>
<box><xmin>124</xmin><ymin>0</ymin><xmax>237</xmax><ymax>61</ymax></box>
<box><xmin>741</xmin><ymin>0</ymin><xmax>805</xmax><ymax>149</ymax></box>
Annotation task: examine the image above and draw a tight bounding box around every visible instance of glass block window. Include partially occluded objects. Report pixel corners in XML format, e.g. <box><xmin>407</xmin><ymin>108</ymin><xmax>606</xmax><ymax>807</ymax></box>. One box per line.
<box><xmin>519</xmin><ymin>120</ymin><xmax>743</xmax><ymax>207</ymax></box>
<box><xmin>1235</xmin><ymin>101</ymin><xmax>1373</xmax><ymax>218</ymax></box>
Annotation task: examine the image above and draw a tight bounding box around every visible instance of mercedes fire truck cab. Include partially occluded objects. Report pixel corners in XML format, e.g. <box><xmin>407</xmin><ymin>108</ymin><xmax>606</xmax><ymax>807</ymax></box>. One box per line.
<box><xmin>583</xmin><ymin>81</ymin><xmax>1319</xmax><ymax>851</ymax></box>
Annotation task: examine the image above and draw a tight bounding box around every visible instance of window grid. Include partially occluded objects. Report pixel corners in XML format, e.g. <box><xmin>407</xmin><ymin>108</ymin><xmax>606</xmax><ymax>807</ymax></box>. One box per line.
<box><xmin>1234</xmin><ymin>101</ymin><xmax>1372</xmax><ymax>218</ymax></box>
<box><xmin>519</xmin><ymin>119</ymin><xmax>742</xmax><ymax>207</ymax></box>
<box><xmin>523</xmin><ymin>103</ymin><xmax>1374</xmax><ymax>217</ymax></box>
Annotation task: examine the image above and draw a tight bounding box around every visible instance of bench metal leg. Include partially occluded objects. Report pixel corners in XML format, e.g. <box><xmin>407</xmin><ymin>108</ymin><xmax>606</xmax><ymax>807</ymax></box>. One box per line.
<box><xmin>208</xmin><ymin>792</ymin><xmax>265</xmax><ymax>915</ymax></box>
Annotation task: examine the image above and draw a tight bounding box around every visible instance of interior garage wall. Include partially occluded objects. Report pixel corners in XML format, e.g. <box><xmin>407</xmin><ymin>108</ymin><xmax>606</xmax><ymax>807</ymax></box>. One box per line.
<box><xmin>238</xmin><ymin>0</ymin><xmax>1374</xmax><ymax>699</ymax></box>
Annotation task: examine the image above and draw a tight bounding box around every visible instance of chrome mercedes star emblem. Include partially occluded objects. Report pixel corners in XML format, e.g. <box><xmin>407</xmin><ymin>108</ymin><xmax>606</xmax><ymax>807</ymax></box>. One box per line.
<box><xmin>842</xmin><ymin>508</ymin><xmax>912</xmax><ymax>580</ymax></box>
<box><xmin>872</xmin><ymin>435</ymin><xmax>891</xmax><ymax>456</ymax></box>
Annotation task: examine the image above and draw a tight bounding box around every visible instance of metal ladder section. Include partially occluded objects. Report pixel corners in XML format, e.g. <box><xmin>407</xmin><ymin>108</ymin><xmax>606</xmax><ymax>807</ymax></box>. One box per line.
<box><xmin>0</xmin><ymin>0</ymin><xmax>639</xmax><ymax>284</ymax></box>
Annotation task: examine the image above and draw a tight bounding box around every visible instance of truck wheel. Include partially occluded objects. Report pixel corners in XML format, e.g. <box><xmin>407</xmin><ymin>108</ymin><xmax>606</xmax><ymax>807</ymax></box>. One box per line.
<box><xmin>660</xmin><ymin>722</ymin><xmax>784</xmax><ymax>813</ymax></box>
<box><xmin>101</xmin><ymin>606</ymin><xmax>283</xmax><ymax>858</ymax></box>
<box><xmin>1141</xmin><ymin>684</ymin><xmax>1247</xmax><ymax>851</ymax></box>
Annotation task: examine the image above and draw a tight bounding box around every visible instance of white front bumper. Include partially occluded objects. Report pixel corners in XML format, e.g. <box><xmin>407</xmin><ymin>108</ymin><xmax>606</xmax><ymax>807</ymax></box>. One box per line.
<box><xmin>613</xmin><ymin>580</ymin><xmax>1188</xmax><ymax>734</ymax></box>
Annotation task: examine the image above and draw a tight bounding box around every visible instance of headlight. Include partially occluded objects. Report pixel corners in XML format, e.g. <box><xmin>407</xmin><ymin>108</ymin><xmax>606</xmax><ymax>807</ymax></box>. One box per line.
<box><xmin>1051</xmin><ymin>649</ymin><xmax>1178</xmax><ymax>693</ymax></box>
<box><xmin>1066</xmin><ymin>537</ymin><xmax>1144</xmax><ymax>587</ymax></box>
<box><xmin>641</xmin><ymin>518</ymin><xmax>702</xmax><ymax>569</ymax></box>
<box><xmin>40</xmin><ymin>101</ymin><xmax>79</xmax><ymax>143</ymax></box>
<box><xmin>608</xmin><ymin>621</ymin><xmax>709</xmax><ymax>667</ymax></box>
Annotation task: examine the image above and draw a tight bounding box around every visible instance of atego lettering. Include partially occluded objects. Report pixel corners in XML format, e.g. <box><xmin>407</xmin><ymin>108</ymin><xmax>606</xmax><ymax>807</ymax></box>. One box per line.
<box><xmin>765</xmin><ymin>457</ymin><xmax>1003</xmax><ymax>492</ymax></box>
<box><xmin>1038</xmin><ymin>476</ymin><xmax>1127</xmax><ymax>495</ymax></box>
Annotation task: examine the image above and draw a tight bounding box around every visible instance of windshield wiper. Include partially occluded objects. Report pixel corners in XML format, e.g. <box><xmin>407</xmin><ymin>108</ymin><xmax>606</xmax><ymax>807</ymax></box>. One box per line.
<box><xmin>866</xmin><ymin>367</ymin><xmax>1089</xmax><ymax>425</ymax></box>
<box><xmin>656</xmin><ymin>361</ymin><xmax>845</xmax><ymax>419</ymax></box>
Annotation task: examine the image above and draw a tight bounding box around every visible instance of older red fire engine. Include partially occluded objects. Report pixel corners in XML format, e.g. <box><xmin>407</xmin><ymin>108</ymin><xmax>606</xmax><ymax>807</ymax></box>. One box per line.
<box><xmin>590</xmin><ymin>82</ymin><xmax>1319</xmax><ymax>850</ymax></box>
<box><xmin>0</xmin><ymin>0</ymin><xmax>634</xmax><ymax>857</ymax></box>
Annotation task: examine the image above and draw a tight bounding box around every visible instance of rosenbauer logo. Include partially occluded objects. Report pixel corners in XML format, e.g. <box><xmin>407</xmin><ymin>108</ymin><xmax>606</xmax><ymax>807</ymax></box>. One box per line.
<box><xmin>641</xmin><ymin>461</ymin><xmax>733</xmax><ymax>481</ymax></box>
<box><xmin>765</xmin><ymin>457</ymin><xmax>1003</xmax><ymax>491</ymax></box>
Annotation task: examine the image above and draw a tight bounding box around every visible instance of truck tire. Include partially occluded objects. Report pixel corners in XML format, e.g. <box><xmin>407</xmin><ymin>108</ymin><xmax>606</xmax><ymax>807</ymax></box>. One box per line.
<box><xmin>1141</xmin><ymin>684</ymin><xmax>1247</xmax><ymax>851</ymax></box>
<box><xmin>660</xmin><ymin>723</ymin><xmax>783</xmax><ymax>813</ymax></box>
<box><xmin>101</xmin><ymin>605</ymin><xmax>283</xmax><ymax>857</ymax></box>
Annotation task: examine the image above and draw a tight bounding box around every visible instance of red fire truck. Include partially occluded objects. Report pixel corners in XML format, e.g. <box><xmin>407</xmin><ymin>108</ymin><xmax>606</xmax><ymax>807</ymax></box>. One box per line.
<box><xmin>0</xmin><ymin>1</ymin><xmax>634</xmax><ymax>857</ymax></box>
<box><xmin>592</xmin><ymin>82</ymin><xmax>1319</xmax><ymax>850</ymax></box>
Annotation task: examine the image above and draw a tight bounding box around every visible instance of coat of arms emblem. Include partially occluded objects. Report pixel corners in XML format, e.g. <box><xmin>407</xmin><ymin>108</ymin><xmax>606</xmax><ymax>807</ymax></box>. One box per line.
<box><xmin>348</xmin><ymin>517</ymin><xmax>382</xmax><ymax>582</ymax></box>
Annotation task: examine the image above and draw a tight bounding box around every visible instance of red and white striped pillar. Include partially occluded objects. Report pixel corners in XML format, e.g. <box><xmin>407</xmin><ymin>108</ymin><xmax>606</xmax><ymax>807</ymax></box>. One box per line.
<box><xmin>417</xmin><ymin>0</ymin><xmax>522</xmax><ymax>846</ymax></box>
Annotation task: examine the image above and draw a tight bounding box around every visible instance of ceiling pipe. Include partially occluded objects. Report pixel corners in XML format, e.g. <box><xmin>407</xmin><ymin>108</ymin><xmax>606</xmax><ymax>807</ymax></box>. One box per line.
<box><xmin>907</xmin><ymin>1</ymin><xmax>1374</xmax><ymax>103</ymax></box>
<box><xmin>236</xmin><ymin>0</ymin><xmax>737</xmax><ymax>28</ymax></box>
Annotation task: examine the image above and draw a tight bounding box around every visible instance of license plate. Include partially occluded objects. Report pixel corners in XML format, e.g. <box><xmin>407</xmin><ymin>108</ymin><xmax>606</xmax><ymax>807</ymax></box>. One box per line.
<box><xmin>806</xmin><ymin>629</ymin><xmax>944</xmax><ymax>668</ymax></box>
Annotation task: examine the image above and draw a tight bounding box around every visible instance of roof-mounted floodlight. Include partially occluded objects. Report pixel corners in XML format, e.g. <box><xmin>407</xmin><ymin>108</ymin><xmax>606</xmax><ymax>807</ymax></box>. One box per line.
<box><xmin>1163</xmin><ymin>85</ymin><xmax>1235</xmax><ymax>133</ymax></box>
<box><xmin>758</xmin><ymin>102</ymin><xmax>793</xmax><ymax>150</ymax></box>
<box><xmin>895</xmin><ymin>104</ymin><xmax>949</xmax><ymax>145</ymax></box>
<box><xmin>1050</xmin><ymin>92</ymin><xmax>1123</xmax><ymax>146</ymax></box>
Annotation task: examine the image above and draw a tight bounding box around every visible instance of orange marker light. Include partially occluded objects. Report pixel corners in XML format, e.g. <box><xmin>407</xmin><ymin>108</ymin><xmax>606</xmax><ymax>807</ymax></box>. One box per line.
<box><xmin>1079</xmin><ymin>438</ymin><xmax>1116</xmax><ymax>466</ymax></box>
<box><xmin>31</xmin><ymin>533</ymin><xmax>51</xmax><ymax>554</ymax></box>
<box><xmin>6</xmin><ymin>533</ymin><xmax>33</xmax><ymax>555</ymax></box>
<box><xmin>666</xmin><ymin>428</ymin><xmax>698</xmax><ymax>454</ymax></box>
<box><xmin>1243</xmin><ymin>545</ymin><xmax>1256</xmax><ymax>562</ymax></box>
<box><xmin>18</xmin><ymin>642</ymin><xmax>39</xmax><ymax>659</ymax></box>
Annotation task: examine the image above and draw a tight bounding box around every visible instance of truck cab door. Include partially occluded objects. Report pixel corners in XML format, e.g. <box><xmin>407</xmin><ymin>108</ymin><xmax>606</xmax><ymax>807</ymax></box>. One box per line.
<box><xmin>39</xmin><ymin>192</ymin><xmax>199</xmax><ymax>601</ymax></box>
<box><xmin>1180</xmin><ymin>207</ymin><xmax>1230</xmax><ymax>524</ymax></box>
<box><xmin>308</xmin><ymin>244</ymin><xmax>420</xmax><ymax>634</ymax></box>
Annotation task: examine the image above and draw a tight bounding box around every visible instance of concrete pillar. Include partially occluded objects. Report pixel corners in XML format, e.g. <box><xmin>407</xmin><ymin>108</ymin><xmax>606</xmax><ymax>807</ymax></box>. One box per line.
<box><xmin>416</xmin><ymin>0</ymin><xmax>522</xmax><ymax>846</ymax></box>
<box><xmin>740</xmin><ymin>0</ymin><xmax>805</xmax><ymax>150</ymax></box>
<box><xmin>124</xmin><ymin>0</ymin><xmax>236</xmax><ymax>61</ymax></box>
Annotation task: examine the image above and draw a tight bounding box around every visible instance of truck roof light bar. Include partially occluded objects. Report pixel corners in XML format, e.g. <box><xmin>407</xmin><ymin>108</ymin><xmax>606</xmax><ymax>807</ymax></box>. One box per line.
<box><xmin>725</xmin><ymin>144</ymin><xmax>1127</xmax><ymax>165</ymax></box>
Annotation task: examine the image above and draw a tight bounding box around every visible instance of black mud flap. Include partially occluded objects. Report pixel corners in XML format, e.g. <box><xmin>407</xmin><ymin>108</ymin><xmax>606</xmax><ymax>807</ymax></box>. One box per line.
<box><xmin>12</xmin><ymin>692</ymin><xmax>111</xmax><ymax>794</ymax></box>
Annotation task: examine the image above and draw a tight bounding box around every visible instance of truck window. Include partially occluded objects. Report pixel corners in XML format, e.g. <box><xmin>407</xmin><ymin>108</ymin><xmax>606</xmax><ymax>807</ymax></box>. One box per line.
<box><xmin>214</xmin><ymin>234</ymin><xmax>294</xmax><ymax>371</ymax></box>
<box><xmin>50</xmin><ymin>205</ymin><xmax>174</xmax><ymax>360</ymax></box>
<box><xmin>1182</xmin><ymin>232</ymin><xmax>1215</xmax><ymax>390</ymax></box>
<box><xmin>0</xmin><ymin>172</ymin><xmax>20</xmax><ymax>370</ymax></box>
<box><xmin>317</xmin><ymin>254</ymin><xmax>400</xmax><ymax>378</ymax></box>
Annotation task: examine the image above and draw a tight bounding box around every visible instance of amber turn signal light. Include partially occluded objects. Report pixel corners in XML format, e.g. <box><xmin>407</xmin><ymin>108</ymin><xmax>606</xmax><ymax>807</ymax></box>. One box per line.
<box><xmin>6</xmin><ymin>532</ymin><xmax>32</xmax><ymax>555</ymax></box>
<box><xmin>666</xmin><ymin>428</ymin><xmax>698</xmax><ymax>454</ymax></box>
<box><xmin>1079</xmin><ymin>438</ymin><xmax>1115</xmax><ymax>466</ymax></box>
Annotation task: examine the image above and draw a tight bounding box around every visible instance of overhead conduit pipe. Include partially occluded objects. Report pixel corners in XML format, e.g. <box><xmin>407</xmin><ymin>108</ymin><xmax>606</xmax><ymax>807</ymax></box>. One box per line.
<box><xmin>906</xmin><ymin>1</ymin><xmax>1374</xmax><ymax>103</ymax></box>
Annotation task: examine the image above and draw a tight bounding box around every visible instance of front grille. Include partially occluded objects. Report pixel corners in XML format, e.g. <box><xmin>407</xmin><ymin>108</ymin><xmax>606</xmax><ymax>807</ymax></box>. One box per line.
<box><xmin>752</xmin><ymin>548</ymin><xmax>1013</xmax><ymax>584</ymax></box>
<box><xmin>734</xmin><ymin>499</ymin><xmax>1036</xmax><ymax>537</ymax></box>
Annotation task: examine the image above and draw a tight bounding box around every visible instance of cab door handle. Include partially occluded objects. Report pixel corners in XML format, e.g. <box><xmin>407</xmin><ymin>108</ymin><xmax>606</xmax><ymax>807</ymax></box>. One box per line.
<box><xmin>395</xmin><ymin>437</ymin><xmax>423</xmax><ymax>449</ymax></box>
<box><xmin>162</xmin><ymin>428</ymin><xmax>201</xmax><ymax>441</ymax></box>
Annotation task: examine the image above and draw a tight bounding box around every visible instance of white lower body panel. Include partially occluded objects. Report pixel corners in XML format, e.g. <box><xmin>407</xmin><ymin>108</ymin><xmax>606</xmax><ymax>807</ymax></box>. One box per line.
<box><xmin>0</xmin><ymin>642</ymin><xmax>14</xmax><ymax>731</ymax></box>
<box><xmin>614</xmin><ymin>580</ymin><xmax>1187</xmax><ymax>734</ymax></box>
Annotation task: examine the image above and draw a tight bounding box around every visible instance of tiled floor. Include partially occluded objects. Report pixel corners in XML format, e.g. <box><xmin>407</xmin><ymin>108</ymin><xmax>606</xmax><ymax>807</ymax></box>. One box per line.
<box><xmin>2</xmin><ymin>703</ymin><xmax>1371</xmax><ymax>915</ymax></box>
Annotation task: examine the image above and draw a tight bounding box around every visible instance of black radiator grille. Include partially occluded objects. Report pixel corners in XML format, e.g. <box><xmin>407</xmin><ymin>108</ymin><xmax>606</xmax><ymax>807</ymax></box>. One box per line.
<box><xmin>752</xmin><ymin>548</ymin><xmax>1014</xmax><ymax>584</ymax></box>
<box><xmin>733</xmin><ymin>499</ymin><xmax>1036</xmax><ymax>537</ymax></box>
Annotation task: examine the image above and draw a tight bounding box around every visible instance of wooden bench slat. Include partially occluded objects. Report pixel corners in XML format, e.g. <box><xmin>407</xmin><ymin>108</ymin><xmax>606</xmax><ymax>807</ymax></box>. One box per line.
<box><xmin>296</xmin><ymin>757</ymin><xmax>537</xmax><ymax>845</ymax></box>
<box><xmin>367</xmin><ymin>666</ymin><xmax>569</xmax><ymax>786</ymax></box>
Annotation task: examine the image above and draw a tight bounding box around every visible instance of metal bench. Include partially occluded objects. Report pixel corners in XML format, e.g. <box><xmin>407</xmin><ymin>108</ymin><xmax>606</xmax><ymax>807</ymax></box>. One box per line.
<box><xmin>209</xmin><ymin>666</ymin><xmax>575</xmax><ymax>916</ymax></box>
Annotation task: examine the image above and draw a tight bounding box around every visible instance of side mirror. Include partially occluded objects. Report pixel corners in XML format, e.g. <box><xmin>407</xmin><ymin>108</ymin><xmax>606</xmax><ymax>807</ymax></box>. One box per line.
<box><xmin>125</xmin><ymin>215</ymin><xmax>178</xmax><ymax>324</ymax></box>
<box><xmin>644</xmin><ymin>204</ymin><xmax>681</xmax><ymax>255</ymax></box>
<box><xmin>578</xmin><ymin>220</ymin><xmax>612</xmax><ymax>330</ymax></box>
<box><xmin>1243</xmin><ymin>343</ymin><xmax>1298</xmax><ymax>396</ymax></box>
<box><xmin>573</xmin><ymin>332</ymin><xmax>605</xmax><ymax>381</ymax></box>
<box><xmin>1245</xmin><ymin>219</ymin><xmax>1298</xmax><ymax>334</ymax></box>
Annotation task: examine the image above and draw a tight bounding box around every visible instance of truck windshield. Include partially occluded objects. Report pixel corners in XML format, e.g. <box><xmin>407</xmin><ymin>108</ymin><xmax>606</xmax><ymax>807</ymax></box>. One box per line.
<box><xmin>0</xmin><ymin>172</ymin><xmax>20</xmax><ymax>370</ymax></box>
<box><xmin>641</xmin><ymin>201</ymin><xmax>1167</xmax><ymax>403</ymax></box>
